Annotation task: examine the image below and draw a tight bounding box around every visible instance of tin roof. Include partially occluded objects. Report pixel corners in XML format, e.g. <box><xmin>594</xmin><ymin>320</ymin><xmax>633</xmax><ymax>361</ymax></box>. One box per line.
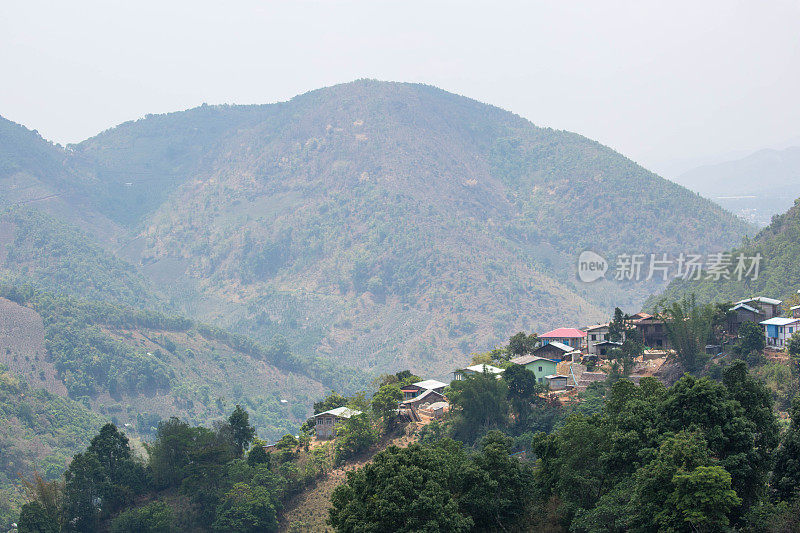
<box><xmin>760</xmin><ymin>317</ymin><xmax>800</xmax><ymax>326</ymax></box>
<box><xmin>314</xmin><ymin>407</ymin><xmax>362</xmax><ymax>419</ymax></box>
<box><xmin>412</xmin><ymin>379</ymin><xmax>448</xmax><ymax>391</ymax></box>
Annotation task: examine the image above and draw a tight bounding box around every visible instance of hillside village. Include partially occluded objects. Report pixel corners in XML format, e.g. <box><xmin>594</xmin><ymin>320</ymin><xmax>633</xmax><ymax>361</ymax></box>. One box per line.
<box><xmin>312</xmin><ymin>294</ymin><xmax>800</xmax><ymax>441</ymax></box>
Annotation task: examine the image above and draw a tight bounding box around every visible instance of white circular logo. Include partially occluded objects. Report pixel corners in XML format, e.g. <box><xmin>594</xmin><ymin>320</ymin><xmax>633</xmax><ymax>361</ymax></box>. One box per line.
<box><xmin>577</xmin><ymin>251</ymin><xmax>608</xmax><ymax>283</ymax></box>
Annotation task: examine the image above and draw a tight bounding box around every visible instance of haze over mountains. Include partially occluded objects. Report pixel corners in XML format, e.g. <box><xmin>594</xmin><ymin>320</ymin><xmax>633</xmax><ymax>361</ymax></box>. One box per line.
<box><xmin>675</xmin><ymin>146</ymin><xmax>800</xmax><ymax>226</ymax></box>
<box><xmin>1</xmin><ymin>80</ymin><xmax>753</xmax><ymax>379</ymax></box>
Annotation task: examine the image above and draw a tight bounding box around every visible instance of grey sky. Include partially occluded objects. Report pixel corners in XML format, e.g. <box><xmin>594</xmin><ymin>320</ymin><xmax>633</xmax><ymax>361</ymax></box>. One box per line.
<box><xmin>2</xmin><ymin>0</ymin><xmax>799</xmax><ymax>177</ymax></box>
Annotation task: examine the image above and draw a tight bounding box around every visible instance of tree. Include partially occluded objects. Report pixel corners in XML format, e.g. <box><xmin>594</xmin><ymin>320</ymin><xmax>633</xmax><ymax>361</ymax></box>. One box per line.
<box><xmin>508</xmin><ymin>332</ymin><xmax>538</xmax><ymax>356</ymax></box>
<box><xmin>110</xmin><ymin>501</ymin><xmax>174</xmax><ymax>533</ymax></box>
<box><xmin>247</xmin><ymin>444</ymin><xmax>271</xmax><ymax>467</ymax></box>
<box><xmin>329</xmin><ymin>443</ymin><xmax>473</xmax><ymax>532</ymax></box>
<box><xmin>503</xmin><ymin>364</ymin><xmax>542</xmax><ymax>425</ymax></box>
<box><xmin>608</xmin><ymin>307</ymin><xmax>628</xmax><ymax>342</ymax></box>
<box><xmin>18</xmin><ymin>502</ymin><xmax>59</xmax><ymax>533</ymax></box>
<box><xmin>773</xmin><ymin>398</ymin><xmax>800</xmax><ymax>501</ymax></box>
<box><xmin>334</xmin><ymin>414</ymin><xmax>378</xmax><ymax>463</ymax></box>
<box><xmin>660</xmin><ymin>296</ymin><xmax>715</xmax><ymax>372</ymax></box>
<box><xmin>371</xmin><ymin>383</ymin><xmax>403</xmax><ymax>425</ymax></box>
<box><xmin>457</xmin><ymin>431</ymin><xmax>535</xmax><ymax>531</ymax></box>
<box><xmin>722</xmin><ymin>360</ymin><xmax>780</xmax><ymax>507</ymax></box>
<box><xmin>212</xmin><ymin>483</ymin><xmax>278</xmax><ymax>533</ymax></box>
<box><xmin>228</xmin><ymin>405</ymin><xmax>256</xmax><ymax>457</ymax></box>
<box><xmin>314</xmin><ymin>393</ymin><xmax>348</xmax><ymax>414</ymax></box>
<box><xmin>146</xmin><ymin>418</ymin><xmax>211</xmax><ymax>488</ymax></box>
<box><xmin>629</xmin><ymin>431</ymin><xmax>740</xmax><ymax>532</ymax></box>
<box><xmin>788</xmin><ymin>332</ymin><xmax>800</xmax><ymax>395</ymax></box>
<box><xmin>394</xmin><ymin>370</ymin><xmax>421</xmax><ymax>387</ymax></box>
<box><xmin>737</xmin><ymin>321</ymin><xmax>766</xmax><ymax>361</ymax></box>
<box><xmin>19</xmin><ymin>472</ymin><xmax>62</xmax><ymax>533</ymax></box>
<box><xmin>447</xmin><ymin>371</ymin><xmax>509</xmax><ymax>442</ymax></box>
<box><xmin>86</xmin><ymin>423</ymin><xmax>147</xmax><ymax>498</ymax></box>
<box><xmin>62</xmin><ymin>452</ymin><xmax>104</xmax><ymax>532</ymax></box>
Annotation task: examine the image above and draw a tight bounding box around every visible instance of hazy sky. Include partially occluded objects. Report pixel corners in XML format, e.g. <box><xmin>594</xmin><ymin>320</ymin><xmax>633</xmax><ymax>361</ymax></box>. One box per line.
<box><xmin>2</xmin><ymin>0</ymin><xmax>799</xmax><ymax>176</ymax></box>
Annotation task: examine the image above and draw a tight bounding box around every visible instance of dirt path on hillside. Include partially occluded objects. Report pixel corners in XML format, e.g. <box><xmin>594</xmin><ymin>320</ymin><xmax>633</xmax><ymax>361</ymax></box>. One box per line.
<box><xmin>278</xmin><ymin>423</ymin><xmax>422</xmax><ymax>532</ymax></box>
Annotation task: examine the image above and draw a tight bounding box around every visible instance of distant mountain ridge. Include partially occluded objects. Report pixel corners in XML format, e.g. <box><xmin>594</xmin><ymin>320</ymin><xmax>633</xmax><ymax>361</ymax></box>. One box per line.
<box><xmin>675</xmin><ymin>146</ymin><xmax>800</xmax><ymax>226</ymax></box>
<box><xmin>1</xmin><ymin>80</ymin><xmax>753</xmax><ymax>378</ymax></box>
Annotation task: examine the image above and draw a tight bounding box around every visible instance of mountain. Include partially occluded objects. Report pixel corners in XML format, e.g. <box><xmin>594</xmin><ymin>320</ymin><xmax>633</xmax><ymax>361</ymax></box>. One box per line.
<box><xmin>0</xmin><ymin>115</ymin><xmax>122</xmax><ymax>245</ymax></box>
<box><xmin>1</xmin><ymin>80</ymin><xmax>753</xmax><ymax>379</ymax></box>
<box><xmin>674</xmin><ymin>146</ymin><xmax>800</xmax><ymax>226</ymax></box>
<box><xmin>70</xmin><ymin>80</ymin><xmax>751</xmax><ymax>375</ymax></box>
<box><xmin>651</xmin><ymin>197</ymin><xmax>800</xmax><ymax>308</ymax></box>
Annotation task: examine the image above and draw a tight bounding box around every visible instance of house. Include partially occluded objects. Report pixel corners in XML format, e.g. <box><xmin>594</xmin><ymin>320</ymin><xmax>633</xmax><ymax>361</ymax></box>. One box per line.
<box><xmin>425</xmin><ymin>401</ymin><xmax>449</xmax><ymax>419</ymax></box>
<box><xmin>540</xmin><ymin>328</ymin><xmax>586</xmax><ymax>350</ymax></box>
<box><xmin>586</xmin><ymin>324</ymin><xmax>610</xmax><ymax>355</ymax></box>
<box><xmin>633</xmin><ymin>316</ymin><xmax>670</xmax><ymax>349</ymax></box>
<box><xmin>401</xmin><ymin>379</ymin><xmax>448</xmax><ymax>400</ymax></box>
<box><xmin>545</xmin><ymin>375</ymin><xmax>568</xmax><ymax>391</ymax></box>
<box><xmin>727</xmin><ymin>302</ymin><xmax>764</xmax><ymax>335</ymax></box>
<box><xmin>532</xmin><ymin>341</ymin><xmax>580</xmax><ymax>361</ymax></box>
<box><xmin>452</xmin><ymin>364</ymin><xmax>505</xmax><ymax>381</ymax></box>
<box><xmin>510</xmin><ymin>355</ymin><xmax>559</xmax><ymax>384</ymax></box>
<box><xmin>593</xmin><ymin>340</ymin><xmax>623</xmax><ymax>358</ymax></box>
<box><xmin>314</xmin><ymin>407</ymin><xmax>362</xmax><ymax>439</ymax></box>
<box><xmin>735</xmin><ymin>297</ymin><xmax>783</xmax><ymax>320</ymax></box>
<box><xmin>792</xmin><ymin>305</ymin><xmax>800</xmax><ymax>319</ymax></box>
<box><xmin>400</xmin><ymin>389</ymin><xmax>446</xmax><ymax>411</ymax></box>
<box><xmin>760</xmin><ymin>317</ymin><xmax>800</xmax><ymax>349</ymax></box>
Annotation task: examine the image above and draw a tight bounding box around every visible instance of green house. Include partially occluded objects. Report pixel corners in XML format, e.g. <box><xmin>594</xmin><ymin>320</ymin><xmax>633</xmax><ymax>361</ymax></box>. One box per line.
<box><xmin>509</xmin><ymin>355</ymin><xmax>559</xmax><ymax>384</ymax></box>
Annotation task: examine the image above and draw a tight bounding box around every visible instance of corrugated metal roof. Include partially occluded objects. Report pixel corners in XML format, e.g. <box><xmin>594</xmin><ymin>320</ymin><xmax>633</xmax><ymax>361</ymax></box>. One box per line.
<box><xmin>511</xmin><ymin>355</ymin><xmax>560</xmax><ymax>365</ymax></box>
<box><xmin>729</xmin><ymin>303</ymin><xmax>761</xmax><ymax>313</ymax></box>
<box><xmin>760</xmin><ymin>317</ymin><xmax>799</xmax><ymax>326</ymax></box>
<box><xmin>412</xmin><ymin>379</ymin><xmax>448</xmax><ymax>390</ymax></box>
<box><xmin>401</xmin><ymin>389</ymin><xmax>444</xmax><ymax>404</ymax></box>
<box><xmin>736</xmin><ymin>296</ymin><xmax>783</xmax><ymax>306</ymax></box>
<box><xmin>314</xmin><ymin>407</ymin><xmax>362</xmax><ymax>418</ymax></box>
<box><xmin>464</xmin><ymin>364</ymin><xmax>505</xmax><ymax>374</ymax></box>
<box><xmin>539</xmin><ymin>341</ymin><xmax>577</xmax><ymax>352</ymax></box>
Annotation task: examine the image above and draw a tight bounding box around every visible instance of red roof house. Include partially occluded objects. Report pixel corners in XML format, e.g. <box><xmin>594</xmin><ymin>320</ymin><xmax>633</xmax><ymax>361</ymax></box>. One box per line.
<box><xmin>540</xmin><ymin>328</ymin><xmax>586</xmax><ymax>350</ymax></box>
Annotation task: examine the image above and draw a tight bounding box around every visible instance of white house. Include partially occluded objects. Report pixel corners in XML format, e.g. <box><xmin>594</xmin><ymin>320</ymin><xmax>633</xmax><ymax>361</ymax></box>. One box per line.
<box><xmin>586</xmin><ymin>324</ymin><xmax>610</xmax><ymax>355</ymax></box>
<box><xmin>314</xmin><ymin>407</ymin><xmax>362</xmax><ymax>439</ymax></box>
<box><xmin>760</xmin><ymin>317</ymin><xmax>800</xmax><ymax>349</ymax></box>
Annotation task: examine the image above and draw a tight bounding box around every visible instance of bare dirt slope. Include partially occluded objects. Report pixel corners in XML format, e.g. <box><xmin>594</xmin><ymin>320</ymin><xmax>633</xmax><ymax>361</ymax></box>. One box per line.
<box><xmin>0</xmin><ymin>296</ymin><xmax>65</xmax><ymax>395</ymax></box>
<box><xmin>278</xmin><ymin>424</ymin><xmax>423</xmax><ymax>532</ymax></box>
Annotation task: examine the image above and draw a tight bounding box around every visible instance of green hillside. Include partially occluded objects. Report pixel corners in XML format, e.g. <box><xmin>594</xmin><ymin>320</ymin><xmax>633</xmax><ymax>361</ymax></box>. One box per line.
<box><xmin>0</xmin><ymin>207</ymin><xmax>162</xmax><ymax>308</ymax></box>
<box><xmin>651</xmin><ymin>198</ymin><xmax>800</xmax><ymax>308</ymax></box>
<box><xmin>0</xmin><ymin>365</ymin><xmax>104</xmax><ymax>529</ymax></box>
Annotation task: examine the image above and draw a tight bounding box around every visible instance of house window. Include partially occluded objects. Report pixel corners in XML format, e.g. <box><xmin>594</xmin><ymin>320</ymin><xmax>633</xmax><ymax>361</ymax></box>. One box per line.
<box><xmin>590</xmin><ymin>334</ymin><xmax>596</xmax><ymax>341</ymax></box>
<box><xmin>790</xmin><ymin>327</ymin><xmax>794</xmax><ymax>334</ymax></box>
<box><xmin>538</xmin><ymin>366</ymin><xmax>542</xmax><ymax>372</ymax></box>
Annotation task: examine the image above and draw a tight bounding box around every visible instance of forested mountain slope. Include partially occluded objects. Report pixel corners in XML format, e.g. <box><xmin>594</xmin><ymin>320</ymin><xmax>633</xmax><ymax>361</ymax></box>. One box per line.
<box><xmin>77</xmin><ymin>81</ymin><xmax>750</xmax><ymax>374</ymax></box>
<box><xmin>1</xmin><ymin>80</ymin><xmax>753</xmax><ymax>377</ymax></box>
<box><xmin>0</xmin><ymin>286</ymin><xmax>362</xmax><ymax>438</ymax></box>
<box><xmin>652</xmin><ymin>198</ymin><xmax>800</xmax><ymax>308</ymax></box>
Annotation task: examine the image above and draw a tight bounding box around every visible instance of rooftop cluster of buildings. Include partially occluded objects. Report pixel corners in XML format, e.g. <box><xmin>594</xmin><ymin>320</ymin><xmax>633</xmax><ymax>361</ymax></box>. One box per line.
<box><xmin>313</xmin><ymin>294</ymin><xmax>799</xmax><ymax>440</ymax></box>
